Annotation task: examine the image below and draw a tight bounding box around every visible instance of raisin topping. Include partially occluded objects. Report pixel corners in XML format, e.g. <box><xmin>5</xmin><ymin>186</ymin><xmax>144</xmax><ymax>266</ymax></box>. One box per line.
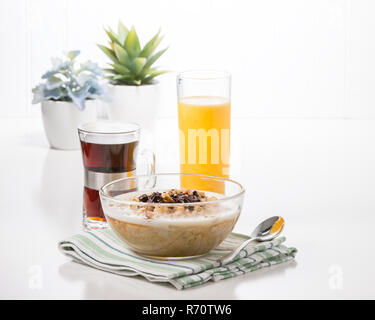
<box><xmin>138</xmin><ymin>194</ymin><xmax>149</xmax><ymax>202</ymax></box>
<box><xmin>148</xmin><ymin>192</ymin><xmax>163</xmax><ymax>203</ymax></box>
<box><xmin>127</xmin><ymin>189</ymin><xmax>219</xmax><ymax>218</ymax></box>
<box><xmin>137</xmin><ymin>189</ymin><xmax>206</xmax><ymax>204</ymax></box>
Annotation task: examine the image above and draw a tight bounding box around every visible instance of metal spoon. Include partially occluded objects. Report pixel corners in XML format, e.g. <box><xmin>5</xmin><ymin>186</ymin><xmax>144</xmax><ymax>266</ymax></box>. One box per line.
<box><xmin>218</xmin><ymin>216</ymin><xmax>285</xmax><ymax>265</ymax></box>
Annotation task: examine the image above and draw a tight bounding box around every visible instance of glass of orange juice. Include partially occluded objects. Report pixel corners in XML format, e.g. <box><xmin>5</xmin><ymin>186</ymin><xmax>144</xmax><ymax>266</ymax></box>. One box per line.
<box><xmin>177</xmin><ymin>70</ymin><xmax>231</xmax><ymax>193</ymax></box>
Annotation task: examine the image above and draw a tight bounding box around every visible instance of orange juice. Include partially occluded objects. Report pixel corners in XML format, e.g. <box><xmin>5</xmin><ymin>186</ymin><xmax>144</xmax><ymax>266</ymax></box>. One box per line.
<box><xmin>178</xmin><ymin>96</ymin><xmax>231</xmax><ymax>193</ymax></box>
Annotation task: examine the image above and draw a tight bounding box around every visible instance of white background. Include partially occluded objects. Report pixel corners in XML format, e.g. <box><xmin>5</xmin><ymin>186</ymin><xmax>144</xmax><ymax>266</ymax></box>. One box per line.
<box><xmin>1</xmin><ymin>0</ymin><xmax>374</xmax><ymax>119</ymax></box>
<box><xmin>1</xmin><ymin>0</ymin><xmax>375</xmax><ymax>299</ymax></box>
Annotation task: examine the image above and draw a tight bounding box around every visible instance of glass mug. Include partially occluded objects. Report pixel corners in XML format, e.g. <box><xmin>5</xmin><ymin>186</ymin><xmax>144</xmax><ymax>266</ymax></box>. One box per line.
<box><xmin>78</xmin><ymin>121</ymin><xmax>155</xmax><ymax>230</ymax></box>
<box><xmin>177</xmin><ymin>70</ymin><xmax>231</xmax><ymax>193</ymax></box>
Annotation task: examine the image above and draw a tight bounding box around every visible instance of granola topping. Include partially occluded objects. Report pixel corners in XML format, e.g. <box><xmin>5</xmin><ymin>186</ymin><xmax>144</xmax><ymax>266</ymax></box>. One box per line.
<box><xmin>113</xmin><ymin>189</ymin><xmax>219</xmax><ymax>219</ymax></box>
<box><xmin>135</xmin><ymin>189</ymin><xmax>209</xmax><ymax>204</ymax></box>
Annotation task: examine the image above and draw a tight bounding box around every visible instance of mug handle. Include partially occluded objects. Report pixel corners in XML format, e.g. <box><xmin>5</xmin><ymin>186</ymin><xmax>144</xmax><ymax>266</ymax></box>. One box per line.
<box><xmin>137</xmin><ymin>149</ymin><xmax>157</xmax><ymax>189</ymax></box>
<box><xmin>137</xmin><ymin>148</ymin><xmax>155</xmax><ymax>176</ymax></box>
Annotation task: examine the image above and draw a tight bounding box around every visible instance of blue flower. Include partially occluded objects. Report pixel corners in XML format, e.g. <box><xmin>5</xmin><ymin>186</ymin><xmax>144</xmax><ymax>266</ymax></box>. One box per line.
<box><xmin>46</xmin><ymin>76</ymin><xmax>63</xmax><ymax>90</ymax></box>
<box><xmin>66</xmin><ymin>50</ymin><xmax>81</xmax><ymax>60</ymax></box>
<box><xmin>81</xmin><ymin>61</ymin><xmax>103</xmax><ymax>77</ymax></box>
<box><xmin>32</xmin><ymin>50</ymin><xmax>107</xmax><ymax>110</ymax></box>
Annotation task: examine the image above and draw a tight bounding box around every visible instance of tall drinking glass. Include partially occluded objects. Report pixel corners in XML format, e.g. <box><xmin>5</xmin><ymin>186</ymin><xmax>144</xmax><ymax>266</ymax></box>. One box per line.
<box><xmin>177</xmin><ymin>70</ymin><xmax>231</xmax><ymax>193</ymax></box>
<box><xmin>78</xmin><ymin>121</ymin><xmax>155</xmax><ymax>230</ymax></box>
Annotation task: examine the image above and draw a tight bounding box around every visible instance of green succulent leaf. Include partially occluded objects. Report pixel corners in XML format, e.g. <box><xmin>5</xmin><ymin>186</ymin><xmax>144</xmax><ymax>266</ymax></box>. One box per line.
<box><xmin>113</xmin><ymin>43</ymin><xmax>131</xmax><ymax>67</ymax></box>
<box><xmin>142</xmin><ymin>70</ymin><xmax>168</xmax><ymax>84</ymax></box>
<box><xmin>139</xmin><ymin>30</ymin><xmax>162</xmax><ymax>58</ymax></box>
<box><xmin>118</xmin><ymin>21</ymin><xmax>129</xmax><ymax>45</ymax></box>
<box><xmin>132</xmin><ymin>57</ymin><xmax>147</xmax><ymax>76</ymax></box>
<box><xmin>111</xmin><ymin>63</ymin><xmax>131</xmax><ymax>75</ymax></box>
<box><xmin>112</xmin><ymin>76</ymin><xmax>140</xmax><ymax>85</ymax></box>
<box><xmin>138</xmin><ymin>67</ymin><xmax>156</xmax><ymax>79</ymax></box>
<box><xmin>105</xmin><ymin>28</ymin><xmax>121</xmax><ymax>46</ymax></box>
<box><xmin>143</xmin><ymin>47</ymin><xmax>168</xmax><ymax>70</ymax></box>
<box><xmin>98</xmin><ymin>45</ymin><xmax>118</xmax><ymax>64</ymax></box>
<box><xmin>113</xmin><ymin>74</ymin><xmax>132</xmax><ymax>81</ymax></box>
<box><xmin>124</xmin><ymin>27</ymin><xmax>141</xmax><ymax>59</ymax></box>
<box><xmin>103</xmin><ymin>68</ymin><xmax>117</xmax><ymax>74</ymax></box>
<box><xmin>99</xmin><ymin>21</ymin><xmax>169</xmax><ymax>85</ymax></box>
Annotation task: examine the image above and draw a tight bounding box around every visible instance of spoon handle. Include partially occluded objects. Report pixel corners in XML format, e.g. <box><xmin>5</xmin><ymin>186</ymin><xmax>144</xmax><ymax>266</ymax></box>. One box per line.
<box><xmin>218</xmin><ymin>238</ymin><xmax>258</xmax><ymax>265</ymax></box>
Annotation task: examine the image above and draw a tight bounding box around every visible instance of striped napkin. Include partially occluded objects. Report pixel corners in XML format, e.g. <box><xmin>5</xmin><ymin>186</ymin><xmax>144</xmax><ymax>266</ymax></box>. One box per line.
<box><xmin>58</xmin><ymin>229</ymin><xmax>297</xmax><ymax>290</ymax></box>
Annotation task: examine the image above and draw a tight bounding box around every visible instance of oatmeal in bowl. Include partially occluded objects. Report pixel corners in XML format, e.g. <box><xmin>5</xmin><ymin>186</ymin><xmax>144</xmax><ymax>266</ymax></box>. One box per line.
<box><xmin>100</xmin><ymin>173</ymin><xmax>245</xmax><ymax>260</ymax></box>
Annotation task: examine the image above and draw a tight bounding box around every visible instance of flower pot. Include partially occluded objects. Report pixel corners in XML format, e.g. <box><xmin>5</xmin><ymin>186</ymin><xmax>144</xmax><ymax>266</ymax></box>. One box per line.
<box><xmin>106</xmin><ymin>83</ymin><xmax>160</xmax><ymax>129</ymax></box>
<box><xmin>41</xmin><ymin>100</ymin><xmax>98</xmax><ymax>150</ymax></box>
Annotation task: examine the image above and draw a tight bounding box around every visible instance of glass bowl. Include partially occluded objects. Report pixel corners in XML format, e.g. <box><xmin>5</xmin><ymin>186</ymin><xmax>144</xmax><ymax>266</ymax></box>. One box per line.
<box><xmin>99</xmin><ymin>173</ymin><xmax>245</xmax><ymax>260</ymax></box>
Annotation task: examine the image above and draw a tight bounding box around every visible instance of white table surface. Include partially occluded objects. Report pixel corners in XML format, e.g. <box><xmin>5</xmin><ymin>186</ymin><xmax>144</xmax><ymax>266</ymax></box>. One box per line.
<box><xmin>1</xmin><ymin>117</ymin><xmax>374</xmax><ymax>300</ymax></box>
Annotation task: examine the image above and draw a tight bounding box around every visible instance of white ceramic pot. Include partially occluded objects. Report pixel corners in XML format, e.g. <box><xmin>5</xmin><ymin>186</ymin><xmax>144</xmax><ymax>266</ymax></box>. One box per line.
<box><xmin>41</xmin><ymin>100</ymin><xmax>98</xmax><ymax>150</ymax></box>
<box><xmin>106</xmin><ymin>83</ymin><xmax>160</xmax><ymax>129</ymax></box>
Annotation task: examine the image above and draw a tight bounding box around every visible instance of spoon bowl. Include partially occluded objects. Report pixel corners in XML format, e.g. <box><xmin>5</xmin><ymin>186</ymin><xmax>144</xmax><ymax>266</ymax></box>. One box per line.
<box><xmin>251</xmin><ymin>216</ymin><xmax>285</xmax><ymax>240</ymax></box>
<box><xmin>218</xmin><ymin>216</ymin><xmax>285</xmax><ymax>265</ymax></box>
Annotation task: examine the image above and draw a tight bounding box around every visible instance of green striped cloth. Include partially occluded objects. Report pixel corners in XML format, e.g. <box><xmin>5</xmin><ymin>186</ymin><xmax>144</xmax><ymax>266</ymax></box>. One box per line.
<box><xmin>58</xmin><ymin>229</ymin><xmax>297</xmax><ymax>290</ymax></box>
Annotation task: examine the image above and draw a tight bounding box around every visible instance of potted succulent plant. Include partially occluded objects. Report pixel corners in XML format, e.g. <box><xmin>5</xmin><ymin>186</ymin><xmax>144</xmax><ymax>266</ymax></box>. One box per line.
<box><xmin>98</xmin><ymin>21</ymin><xmax>168</xmax><ymax>129</ymax></box>
<box><xmin>32</xmin><ymin>51</ymin><xmax>108</xmax><ymax>150</ymax></box>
